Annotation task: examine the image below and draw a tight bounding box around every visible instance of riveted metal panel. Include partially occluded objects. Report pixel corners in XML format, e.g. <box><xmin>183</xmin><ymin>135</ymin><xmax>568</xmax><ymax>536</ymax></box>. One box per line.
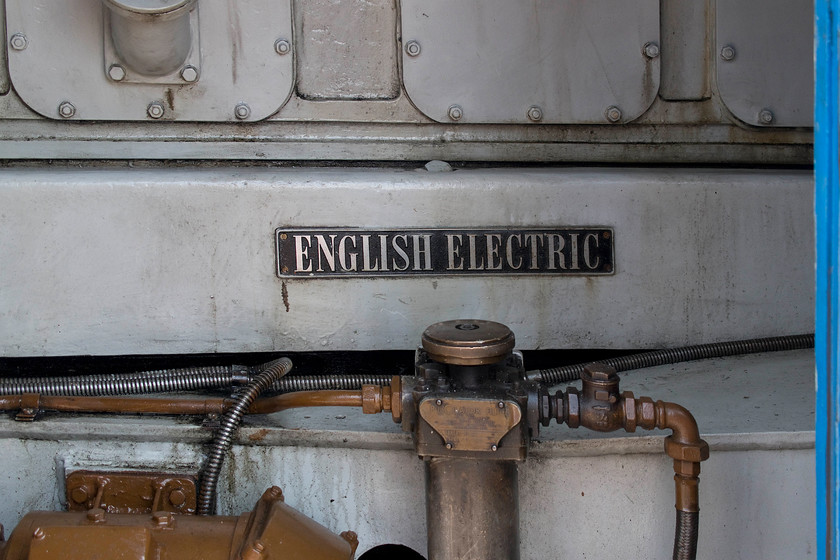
<box><xmin>400</xmin><ymin>0</ymin><xmax>660</xmax><ymax>124</ymax></box>
<box><xmin>716</xmin><ymin>0</ymin><xmax>813</xmax><ymax>127</ymax></box>
<box><xmin>5</xmin><ymin>0</ymin><xmax>294</xmax><ymax>121</ymax></box>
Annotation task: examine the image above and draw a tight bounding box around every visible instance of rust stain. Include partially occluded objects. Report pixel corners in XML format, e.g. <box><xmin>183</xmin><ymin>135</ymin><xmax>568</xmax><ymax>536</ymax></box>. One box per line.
<box><xmin>165</xmin><ymin>88</ymin><xmax>175</xmax><ymax>111</ymax></box>
<box><xmin>281</xmin><ymin>281</ymin><xmax>290</xmax><ymax>312</ymax></box>
<box><xmin>248</xmin><ymin>428</ymin><xmax>270</xmax><ymax>442</ymax></box>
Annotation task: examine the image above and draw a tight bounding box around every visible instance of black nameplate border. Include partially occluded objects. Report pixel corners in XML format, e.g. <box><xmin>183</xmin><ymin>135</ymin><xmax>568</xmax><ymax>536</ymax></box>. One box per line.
<box><xmin>276</xmin><ymin>228</ymin><xmax>613</xmax><ymax>278</ymax></box>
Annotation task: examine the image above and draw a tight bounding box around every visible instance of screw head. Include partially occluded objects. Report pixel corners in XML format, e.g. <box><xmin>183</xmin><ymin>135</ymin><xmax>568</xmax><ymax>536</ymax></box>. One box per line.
<box><xmin>108</xmin><ymin>64</ymin><xmax>126</xmax><ymax>82</ymax></box>
<box><xmin>58</xmin><ymin>102</ymin><xmax>76</xmax><ymax>119</ymax></box>
<box><xmin>274</xmin><ymin>39</ymin><xmax>291</xmax><ymax>55</ymax></box>
<box><xmin>491</xmin><ymin>444</ymin><xmax>498</xmax><ymax>451</ymax></box>
<box><xmin>758</xmin><ymin>108</ymin><xmax>774</xmax><ymax>124</ymax></box>
<box><xmin>9</xmin><ymin>33</ymin><xmax>28</xmax><ymax>51</ymax></box>
<box><xmin>605</xmin><ymin>105</ymin><xmax>622</xmax><ymax>123</ymax></box>
<box><xmin>147</xmin><ymin>101</ymin><xmax>165</xmax><ymax>119</ymax></box>
<box><xmin>445</xmin><ymin>442</ymin><xmax>453</xmax><ymax>449</ymax></box>
<box><xmin>405</xmin><ymin>40</ymin><xmax>421</xmax><ymax>57</ymax></box>
<box><xmin>435</xmin><ymin>399</ymin><xmax>443</xmax><ymax>406</ymax></box>
<box><xmin>643</xmin><ymin>42</ymin><xmax>660</xmax><ymax>59</ymax></box>
<box><xmin>720</xmin><ymin>45</ymin><xmax>736</xmax><ymax>61</ymax></box>
<box><xmin>497</xmin><ymin>401</ymin><xmax>505</xmax><ymax>409</ymax></box>
<box><xmin>527</xmin><ymin>106</ymin><xmax>543</xmax><ymax>122</ymax></box>
<box><xmin>235</xmin><ymin>103</ymin><xmax>251</xmax><ymax>120</ymax></box>
<box><xmin>180</xmin><ymin>65</ymin><xmax>199</xmax><ymax>82</ymax></box>
<box><xmin>447</xmin><ymin>105</ymin><xmax>463</xmax><ymax>121</ymax></box>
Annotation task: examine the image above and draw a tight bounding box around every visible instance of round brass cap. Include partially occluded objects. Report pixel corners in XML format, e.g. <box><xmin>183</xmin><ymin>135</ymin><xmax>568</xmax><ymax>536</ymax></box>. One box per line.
<box><xmin>421</xmin><ymin>320</ymin><xmax>515</xmax><ymax>366</ymax></box>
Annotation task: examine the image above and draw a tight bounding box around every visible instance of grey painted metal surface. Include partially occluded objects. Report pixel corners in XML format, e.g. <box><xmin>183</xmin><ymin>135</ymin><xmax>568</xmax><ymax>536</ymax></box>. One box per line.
<box><xmin>660</xmin><ymin>0</ymin><xmax>709</xmax><ymax>101</ymax></box>
<box><xmin>5</xmin><ymin>0</ymin><xmax>294</xmax><ymax>121</ymax></box>
<box><xmin>0</xmin><ymin>351</ymin><xmax>815</xmax><ymax>558</ymax></box>
<box><xmin>401</xmin><ymin>0</ymin><xmax>660</xmax><ymax>124</ymax></box>
<box><xmin>0</xmin><ymin>166</ymin><xmax>813</xmax><ymax>356</ymax></box>
<box><xmin>716</xmin><ymin>0</ymin><xmax>814</xmax><ymax>127</ymax></box>
<box><xmin>294</xmin><ymin>0</ymin><xmax>399</xmax><ymax>100</ymax></box>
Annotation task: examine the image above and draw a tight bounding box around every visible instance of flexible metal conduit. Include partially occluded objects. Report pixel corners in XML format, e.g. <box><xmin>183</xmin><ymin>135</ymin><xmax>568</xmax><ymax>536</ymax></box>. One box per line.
<box><xmin>530</xmin><ymin>333</ymin><xmax>815</xmax><ymax>385</ymax></box>
<box><xmin>674</xmin><ymin>510</ymin><xmax>699</xmax><ymax>560</ymax></box>
<box><xmin>271</xmin><ymin>374</ymin><xmax>392</xmax><ymax>392</ymax></box>
<box><xmin>197</xmin><ymin>357</ymin><xmax>293</xmax><ymax>516</ymax></box>
<box><xmin>0</xmin><ymin>365</ymin><xmax>250</xmax><ymax>396</ymax></box>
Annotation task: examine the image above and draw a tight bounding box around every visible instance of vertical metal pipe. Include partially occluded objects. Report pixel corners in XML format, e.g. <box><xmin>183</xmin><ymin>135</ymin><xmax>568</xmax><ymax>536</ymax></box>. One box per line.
<box><xmin>815</xmin><ymin>0</ymin><xmax>840</xmax><ymax>555</ymax></box>
<box><xmin>425</xmin><ymin>458</ymin><xmax>519</xmax><ymax>560</ymax></box>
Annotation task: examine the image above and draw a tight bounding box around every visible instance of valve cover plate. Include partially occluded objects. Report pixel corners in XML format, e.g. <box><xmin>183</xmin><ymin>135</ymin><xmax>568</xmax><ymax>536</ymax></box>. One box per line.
<box><xmin>419</xmin><ymin>398</ymin><xmax>522</xmax><ymax>453</ymax></box>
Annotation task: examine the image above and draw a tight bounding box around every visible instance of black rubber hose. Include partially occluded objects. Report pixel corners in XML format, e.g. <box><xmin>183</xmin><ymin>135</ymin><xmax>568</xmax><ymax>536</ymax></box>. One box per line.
<box><xmin>528</xmin><ymin>333</ymin><xmax>814</xmax><ymax>385</ymax></box>
<box><xmin>197</xmin><ymin>357</ymin><xmax>293</xmax><ymax>515</ymax></box>
<box><xmin>0</xmin><ymin>365</ymin><xmax>250</xmax><ymax>396</ymax></box>
<box><xmin>673</xmin><ymin>510</ymin><xmax>699</xmax><ymax>560</ymax></box>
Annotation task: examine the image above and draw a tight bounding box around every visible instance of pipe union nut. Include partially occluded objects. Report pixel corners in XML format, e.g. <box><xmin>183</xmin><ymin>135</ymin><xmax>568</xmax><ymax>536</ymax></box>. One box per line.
<box><xmin>622</xmin><ymin>391</ymin><xmax>637</xmax><ymax>432</ymax></box>
<box><xmin>565</xmin><ymin>388</ymin><xmax>580</xmax><ymax>428</ymax></box>
<box><xmin>664</xmin><ymin>436</ymin><xmax>710</xmax><ymax>463</ymax></box>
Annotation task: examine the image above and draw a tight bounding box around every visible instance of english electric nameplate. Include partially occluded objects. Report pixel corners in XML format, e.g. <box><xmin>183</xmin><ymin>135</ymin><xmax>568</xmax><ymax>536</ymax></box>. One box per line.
<box><xmin>276</xmin><ymin>228</ymin><xmax>613</xmax><ymax>278</ymax></box>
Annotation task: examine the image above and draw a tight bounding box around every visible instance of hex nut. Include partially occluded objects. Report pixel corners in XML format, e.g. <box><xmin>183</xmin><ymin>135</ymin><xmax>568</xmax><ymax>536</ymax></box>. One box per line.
<box><xmin>152</xmin><ymin>511</ymin><xmax>174</xmax><ymax>527</ymax></box>
<box><xmin>274</xmin><ymin>39</ymin><xmax>291</xmax><ymax>55</ymax></box>
<box><xmin>147</xmin><ymin>101</ymin><xmax>165</xmax><ymax>119</ymax></box>
<box><xmin>720</xmin><ymin>45</ymin><xmax>736</xmax><ymax>61</ymax></box>
<box><xmin>447</xmin><ymin>105</ymin><xmax>463</xmax><ymax>121</ymax></box>
<box><xmin>643</xmin><ymin>42</ymin><xmax>660</xmax><ymax>59</ymax></box>
<box><xmin>527</xmin><ymin>106</ymin><xmax>543</xmax><ymax>122</ymax></box>
<box><xmin>758</xmin><ymin>108</ymin><xmax>774</xmax><ymax>124</ymax></box>
<box><xmin>180</xmin><ymin>65</ymin><xmax>199</xmax><ymax>83</ymax></box>
<box><xmin>234</xmin><ymin>103</ymin><xmax>251</xmax><ymax>120</ymax></box>
<box><xmin>405</xmin><ymin>40</ymin><xmax>421</xmax><ymax>57</ymax></box>
<box><xmin>58</xmin><ymin>102</ymin><xmax>76</xmax><ymax>119</ymax></box>
<box><xmin>86</xmin><ymin>508</ymin><xmax>106</xmax><ymax>523</ymax></box>
<box><xmin>70</xmin><ymin>486</ymin><xmax>90</xmax><ymax>504</ymax></box>
<box><xmin>108</xmin><ymin>64</ymin><xmax>126</xmax><ymax>82</ymax></box>
<box><xmin>605</xmin><ymin>105</ymin><xmax>622</xmax><ymax>123</ymax></box>
<box><xmin>168</xmin><ymin>488</ymin><xmax>187</xmax><ymax>507</ymax></box>
<box><xmin>9</xmin><ymin>33</ymin><xmax>28</xmax><ymax>51</ymax></box>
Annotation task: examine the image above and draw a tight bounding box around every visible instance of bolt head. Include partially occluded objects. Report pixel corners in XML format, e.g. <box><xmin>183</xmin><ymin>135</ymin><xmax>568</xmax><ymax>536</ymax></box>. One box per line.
<box><xmin>445</xmin><ymin>442</ymin><xmax>453</xmax><ymax>449</ymax></box>
<box><xmin>643</xmin><ymin>42</ymin><xmax>660</xmax><ymax>59</ymax></box>
<box><xmin>180</xmin><ymin>65</ymin><xmax>199</xmax><ymax>82</ymax></box>
<box><xmin>70</xmin><ymin>486</ymin><xmax>90</xmax><ymax>504</ymax></box>
<box><xmin>10</xmin><ymin>33</ymin><xmax>28</xmax><ymax>51</ymax></box>
<box><xmin>720</xmin><ymin>45</ymin><xmax>736</xmax><ymax>61</ymax></box>
<box><xmin>147</xmin><ymin>101</ymin><xmax>165</xmax><ymax>119</ymax></box>
<box><xmin>168</xmin><ymin>488</ymin><xmax>187</xmax><ymax>507</ymax></box>
<box><xmin>58</xmin><ymin>102</ymin><xmax>76</xmax><ymax>119</ymax></box>
<box><xmin>108</xmin><ymin>64</ymin><xmax>126</xmax><ymax>82</ymax></box>
<box><xmin>447</xmin><ymin>105</ymin><xmax>463</xmax><ymax>121</ymax></box>
<box><xmin>527</xmin><ymin>106</ymin><xmax>543</xmax><ymax>122</ymax></box>
<box><xmin>235</xmin><ymin>103</ymin><xmax>251</xmax><ymax>120</ymax></box>
<box><xmin>405</xmin><ymin>40</ymin><xmax>421</xmax><ymax>57</ymax></box>
<box><xmin>274</xmin><ymin>39</ymin><xmax>291</xmax><ymax>55</ymax></box>
<box><xmin>605</xmin><ymin>105</ymin><xmax>622</xmax><ymax>123</ymax></box>
<box><xmin>758</xmin><ymin>108</ymin><xmax>774</xmax><ymax>124</ymax></box>
<box><xmin>491</xmin><ymin>444</ymin><xmax>498</xmax><ymax>451</ymax></box>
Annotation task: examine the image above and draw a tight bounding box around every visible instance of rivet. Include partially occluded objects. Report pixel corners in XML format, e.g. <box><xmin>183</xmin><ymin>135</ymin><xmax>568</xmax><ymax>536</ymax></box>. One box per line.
<box><xmin>491</xmin><ymin>444</ymin><xmax>498</xmax><ymax>451</ymax></box>
<box><xmin>58</xmin><ymin>102</ymin><xmax>76</xmax><ymax>119</ymax></box>
<box><xmin>643</xmin><ymin>42</ymin><xmax>660</xmax><ymax>59</ymax></box>
<box><xmin>147</xmin><ymin>101</ymin><xmax>165</xmax><ymax>119</ymax></box>
<box><xmin>758</xmin><ymin>108</ymin><xmax>774</xmax><ymax>124</ymax></box>
<box><xmin>108</xmin><ymin>64</ymin><xmax>126</xmax><ymax>82</ymax></box>
<box><xmin>180</xmin><ymin>65</ymin><xmax>199</xmax><ymax>82</ymax></box>
<box><xmin>274</xmin><ymin>39</ymin><xmax>291</xmax><ymax>55</ymax></box>
<box><xmin>70</xmin><ymin>486</ymin><xmax>90</xmax><ymax>504</ymax></box>
<box><xmin>9</xmin><ymin>33</ymin><xmax>28</xmax><ymax>51</ymax></box>
<box><xmin>235</xmin><ymin>103</ymin><xmax>251</xmax><ymax>120</ymax></box>
<box><xmin>527</xmin><ymin>106</ymin><xmax>543</xmax><ymax>122</ymax></box>
<box><xmin>435</xmin><ymin>399</ymin><xmax>443</xmax><ymax>406</ymax></box>
<box><xmin>447</xmin><ymin>105</ymin><xmax>463</xmax><ymax>121</ymax></box>
<box><xmin>497</xmin><ymin>401</ymin><xmax>505</xmax><ymax>409</ymax></box>
<box><xmin>605</xmin><ymin>105</ymin><xmax>622</xmax><ymax>123</ymax></box>
<box><xmin>405</xmin><ymin>40</ymin><xmax>421</xmax><ymax>57</ymax></box>
<box><xmin>720</xmin><ymin>45</ymin><xmax>736</xmax><ymax>61</ymax></box>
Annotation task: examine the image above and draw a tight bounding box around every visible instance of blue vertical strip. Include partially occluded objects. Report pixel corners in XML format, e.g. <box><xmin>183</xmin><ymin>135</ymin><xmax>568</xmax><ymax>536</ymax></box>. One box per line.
<box><xmin>816</xmin><ymin>0</ymin><xmax>840</xmax><ymax>556</ymax></box>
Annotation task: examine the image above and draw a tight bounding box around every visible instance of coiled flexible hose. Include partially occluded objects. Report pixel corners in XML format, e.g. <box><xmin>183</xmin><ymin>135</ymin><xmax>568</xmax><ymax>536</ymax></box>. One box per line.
<box><xmin>197</xmin><ymin>357</ymin><xmax>293</xmax><ymax>515</ymax></box>
<box><xmin>530</xmin><ymin>333</ymin><xmax>814</xmax><ymax>385</ymax></box>
<box><xmin>271</xmin><ymin>374</ymin><xmax>392</xmax><ymax>392</ymax></box>
<box><xmin>0</xmin><ymin>365</ymin><xmax>250</xmax><ymax>396</ymax></box>
<box><xmin>673</xmin><ymin>511</ymin><xmax>699</xmax><ymax>560</ymax></box>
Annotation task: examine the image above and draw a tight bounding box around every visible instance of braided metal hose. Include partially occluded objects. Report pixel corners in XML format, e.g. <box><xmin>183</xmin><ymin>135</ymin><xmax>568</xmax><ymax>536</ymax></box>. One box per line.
<box><xmin>673</xmin><ymin>510</ymin><xmax>699</xmax><ymax>560</ymax></box>
<box><xmin>271</xmin><ymin>373</ymin><xmax>392</xmax><ymax>392</ymax></box>
<box><xmin>197</xmin><ymin>357</ymin><xmax>293</xmax><ymax>515</ymax></box>
<box><xmin>0</xmin><ymin>365</ymin><xmax>250</xmax><ymax>396</ymax></box>
<box><xmin>529</xmin><ymin>333</ymin><xmax>814</xmax><ymax>385</ymax></box>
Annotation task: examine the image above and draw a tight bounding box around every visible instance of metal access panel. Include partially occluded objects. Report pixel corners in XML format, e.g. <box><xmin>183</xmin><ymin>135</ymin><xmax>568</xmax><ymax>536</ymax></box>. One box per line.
<box><xmin>716</xmin><ymin>0</ymin><xmax>814</xmax><ymax>127</ymax></box>
<box><xmin>5</xmin><ymin>0</ymin><xmax>294</xmax><ymax>121</ymax></box>
<box><xmin>400</xmin><ymin>0</ymin><xmax>660</xmax><ymax>124</ymax></box>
